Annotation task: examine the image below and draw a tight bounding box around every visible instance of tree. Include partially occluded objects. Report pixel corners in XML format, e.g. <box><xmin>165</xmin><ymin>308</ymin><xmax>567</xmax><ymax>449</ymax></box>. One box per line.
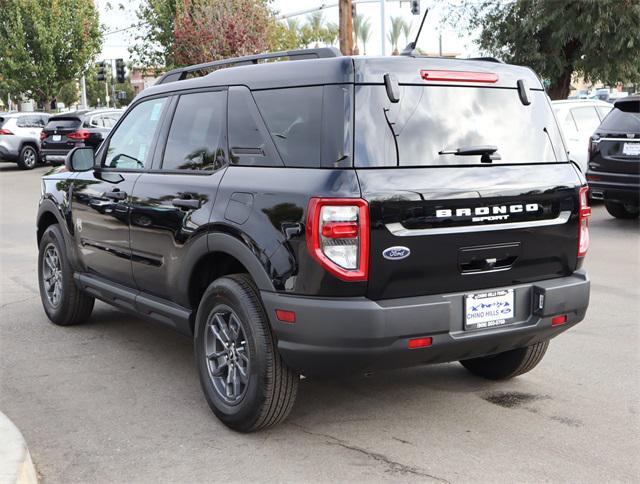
<box><xmin>388</xmin><ymin>16</ymin><xmax>403</xmax><ymax>55</ymax></box>
<box><xmin>359</xmin><ymin>17</ymin><xmax>372</xmax><ymax>55</ymax></box>
<box><xmin>0</xmin><ymin>0</ymin><xmax>101</xmax><ymax>107</ymax></box>
<box><xmin>307</xmin><ymin>11</ymin><xmax>325</xmax><ymax>48</ymax></box>
<box><xmin>453</xmin><ymin>0</ymin><xmax>640</xmax><ymax>99</ymax></box>
<box><xmin>130</xmin><ymin>0</ymin><xmax>178</xmax><ymax>69</ymax></box>
<box><xmin>352</xmin><ymin>14</ymin><xmax>363</xmax><ymax>55</ymax></box>
<box><xmin>57</xmin><ymin>81</ymin><xmax>80</xmax><ymax>109</ymax></box>
<box><xmin>400</xmin><ymin>19</ymin><xmax>412</xmax><ymax>48</ymax></box>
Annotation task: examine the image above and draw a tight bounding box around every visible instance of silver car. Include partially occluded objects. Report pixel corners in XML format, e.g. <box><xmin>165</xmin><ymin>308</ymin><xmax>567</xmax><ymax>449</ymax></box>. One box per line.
<box><xmin>0</xmin><ymin>112</ymin><xmax>50</xmax><ymax>169</ymax></box>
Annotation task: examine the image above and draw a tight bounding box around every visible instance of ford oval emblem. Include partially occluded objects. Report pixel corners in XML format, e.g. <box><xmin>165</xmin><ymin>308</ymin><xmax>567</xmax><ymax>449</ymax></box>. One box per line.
<box><xmin>382</xmin><ymin>246</ymin><xmax>411</xmax><ymax>260</ymax></box>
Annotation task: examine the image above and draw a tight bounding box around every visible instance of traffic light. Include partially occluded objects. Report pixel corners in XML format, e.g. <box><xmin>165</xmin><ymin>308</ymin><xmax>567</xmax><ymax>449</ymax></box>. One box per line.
<box><xmin>410</xmin><ymin>0</ymin><xmax>420</xmax><ymax>15</ymax></box>
<box><xmin>96</xmin><ymin>61</ymin><xmax>106</xmax><ymax>82</ymax></box>
<box><xmin>115</xmin><ymin>58</ymin><xmax>125</xmax><ymax>84</ymax></box>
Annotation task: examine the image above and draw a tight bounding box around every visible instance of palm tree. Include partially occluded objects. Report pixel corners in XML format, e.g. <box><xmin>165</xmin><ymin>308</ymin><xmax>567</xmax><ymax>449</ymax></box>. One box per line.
<box><xmin>387</xmin><ymin>16</ymin><xmax>403</xmax><ymax>55</ymax></box>
<box><xmin>352</xmin><ymin>14</ymin><xmax>363</xmax><ymax>55</ymax></box>
<box><xmin>323</xmin><ymin>22</ymin><xmax>339</xmax><ymax>47</ymax></box>
<box><xmin>307</xmin><ymin>12</ymin><xmax>324</xmax><ymax>48</ymax></box>
<box><xmin>401</xmin><ymin>19</ymin><xmax>412</xmax><ymax>49</ymax></box>
<box><xmin>359</xmin><ymin>18</ymin><xmax>371</xmax><ymax>55</ymax></box>
<box><xmin>287</xmin><ymin>18</ymin><xmax>300</xmax><ymax>33</ymax></box>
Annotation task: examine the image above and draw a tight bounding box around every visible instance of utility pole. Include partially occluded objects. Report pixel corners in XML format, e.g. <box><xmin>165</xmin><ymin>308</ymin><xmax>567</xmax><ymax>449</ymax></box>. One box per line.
<box><xmin>339</xmin><ymin>0</ymin><xmax>353</xmax><ymax>55</ymax></box>
<box><xmin>80</xmin><ymin>75</ymin><xmax>87</xmax><ymax>109</ymax></box>
<box><xmin>438</xmin><ymin>31</ymin><xmax>442</xmax><ymax>56</ymax></box>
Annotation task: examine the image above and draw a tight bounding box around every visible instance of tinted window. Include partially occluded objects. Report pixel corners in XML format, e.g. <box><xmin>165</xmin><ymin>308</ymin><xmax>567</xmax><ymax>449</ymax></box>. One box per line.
<box><xmin>598</xmin><ymin>105</ymin><xmax>640</xmax><ymax>133</ymax></box>
<box><xmin>104</xmin><ymin>97</ymin><xmax>168</xmax><ymax>169</ymax></box>
<box><xmin>162</xmin><ymin>90</ymin><xmax>226</xmax><ymax>171</ymax></box>
<box><xmin>355</xmin><ymin>85</ymin><xmax>566</xmax><ymax>167</ymax></box>
<box><xmin>570</xmin><ymin>107</ymin><xmax>600</xmax><ymax>133</ymax></box>
<box><xmin>45</xmin><ymin>118</ymin><xmax>81</xmax><ymax>130</ymax></box>
<box><xmin>597</xmin><ymin>106</ymin><xmax>612</xmax><ymax>120</ymax></box>
<box><xmin>253</xmin><ymin>87</ymin><xmax>323</xmax><ymax>167</ymax></box>
<box><xmin>228</xmin><ymin>86</ymin><xmax>281</xmax><ymax>167</ymax></box>
<box><xmin>101</xmin><ymin>113</ymin><xmax>121</xmax><ymax>128</ymax></box>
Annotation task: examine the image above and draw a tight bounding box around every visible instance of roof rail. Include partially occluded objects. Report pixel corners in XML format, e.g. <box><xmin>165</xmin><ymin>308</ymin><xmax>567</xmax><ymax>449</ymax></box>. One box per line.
<box><xmin>156</xmin><ymin>47</ymin><xmax>342</xmax><ymax>85</ymax></box>
<box><xmin>466</xmin><ymin>57</ymin><xmax>504</xmax><ymax>63</ymax></box>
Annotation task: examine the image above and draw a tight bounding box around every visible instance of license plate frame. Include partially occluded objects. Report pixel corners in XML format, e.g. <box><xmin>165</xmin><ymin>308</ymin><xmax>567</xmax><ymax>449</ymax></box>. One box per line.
<box><xmin>622</xmin><ymin>142</ymin><xmax>640</xmax><ymax>156</ymax></box>
<box><xmin>464</xmin><ymin>289</ymin><xmax>515</xmax><ymax>331</ymax></box>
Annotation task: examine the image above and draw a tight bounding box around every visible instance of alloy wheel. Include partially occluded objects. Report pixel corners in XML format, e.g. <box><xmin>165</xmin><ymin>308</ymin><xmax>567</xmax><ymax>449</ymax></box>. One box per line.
<box><xmin>205</xmin><ymin>306</ymin><xmax>250</xmax><ymax>404</ymax></box>
<box><xmin>23</xmin><ymin>148</ymin><xmax>36</xmax><ymax>167</ymax></box>
<box><xmin>42</xmin><ymin>243</ymin><xmax>63</xmax><ymax>307</ymax></box>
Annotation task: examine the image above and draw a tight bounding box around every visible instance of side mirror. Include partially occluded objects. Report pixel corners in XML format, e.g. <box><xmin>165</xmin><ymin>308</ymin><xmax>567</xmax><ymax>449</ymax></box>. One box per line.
<box><xmin>65</xmin><ymin>147</ymin><xmax>95</xmax><ymax>172</ymax></box>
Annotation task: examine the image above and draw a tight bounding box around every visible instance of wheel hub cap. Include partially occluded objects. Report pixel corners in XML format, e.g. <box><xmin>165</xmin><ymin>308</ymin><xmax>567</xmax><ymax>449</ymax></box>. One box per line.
<box><xmin>42</xmin><ymin>244</ymin><xmax>62</xmax><ymax>307</ymax></box>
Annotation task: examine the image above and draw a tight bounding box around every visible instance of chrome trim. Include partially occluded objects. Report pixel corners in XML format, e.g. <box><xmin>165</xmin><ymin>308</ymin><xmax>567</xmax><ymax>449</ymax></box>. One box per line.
<box><xmin>386</xmin><ymin>211</ymin><xmax>572</xmax><ymax>236</ymax></box>
<box><xmin>593</xmin><ymin>137</ymin><xmax>639</xmax><ymax>143</ymax></box>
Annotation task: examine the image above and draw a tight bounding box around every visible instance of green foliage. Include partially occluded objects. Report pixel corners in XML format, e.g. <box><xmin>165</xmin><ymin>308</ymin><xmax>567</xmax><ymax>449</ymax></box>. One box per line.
<box><xmin>359</xmin><ymin>17</ymin><xmax>372</xmax><ymax>55</ymax></box>
<box><xmin>130</xmin><ymin>0</ymin><xmax>178</xmax><ymax>69</ymax></box>
<box><xmin>57</xmin><ymin>81</ymin><xmax>79</xmax><ymax>108</ymax></box>
<box><xmin>0</xmin><ymin>0</ymin><xmax>101</xmax><ymax>107</ymax></box>
<box><xmin>388</xmin><ymin>16</ymin><xmax>404</xmax><ymax>54</ymax></box>
<box><xmin>451</xmin><ymin>0</ymin><xmax>640</xmax><ymax>99</ymax></box>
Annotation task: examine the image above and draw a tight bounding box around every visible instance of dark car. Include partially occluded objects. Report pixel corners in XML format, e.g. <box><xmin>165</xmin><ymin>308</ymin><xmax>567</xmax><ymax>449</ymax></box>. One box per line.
<box><xmin>40</xmin><ymin>109</ymin><xmax>122</xmax><ymax>165</ymax></box>
<box><xmin>587</xmin><ymin>96</ymin><xmax>640</xmax><ymax>218</ymax></box>
<box><xmin>36</xmin><ymin>48</ymin><xmax>591</xmax><ymax>432</ymax></box>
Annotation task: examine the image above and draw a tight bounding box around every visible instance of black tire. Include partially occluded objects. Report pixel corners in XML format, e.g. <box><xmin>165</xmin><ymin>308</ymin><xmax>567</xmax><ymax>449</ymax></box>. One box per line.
<box><xmin>460</xmin><ymin>341</ymin><xmax>549</xmax><ymax>380</ymax></box>
<box><xmin>194</xmin><ymin>274</ymin><xmax>298</xmax><ymax>432</ymax></box>
<box><xmin>604</xmin><ymin>200</ymin><xmax>639</xmax><ymax>219</ymax></box>
<box><xmin>38</xmin><ymin>224</ymin><xmax>94</xmax><ymax>325</ymax></box>
<box><xmin>17</xmin><ymin>145</ymin><xmax>38</xmax><ymax>170</ymax></box>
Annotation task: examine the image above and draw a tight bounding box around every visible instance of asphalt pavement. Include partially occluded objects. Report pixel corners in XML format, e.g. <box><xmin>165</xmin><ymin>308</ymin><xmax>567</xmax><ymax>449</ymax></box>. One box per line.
<box><xmin>1</xmin><ymin>163</ymin><xmax>638</xmax><ymax>483</ymax></box>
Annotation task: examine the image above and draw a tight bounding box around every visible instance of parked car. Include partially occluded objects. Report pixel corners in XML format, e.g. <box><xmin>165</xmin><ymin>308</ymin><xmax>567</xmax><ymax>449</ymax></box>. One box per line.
<box><xmin>587</xmin><ymin>96</ymin><xmax>640</xmax><ymax>218</ymax></box>
<box><xmin>0</xmin><ymin>112</ymin><xmax>50</xmax><ymax>169</ymax></box>
<box><xmin>40</xmin><ymin>109</ymin><xmax>123</xmax><ymax>165</ymax></box>
<box><xmin>552</xmin><ymin>99</ymin><xmax>612</xmax><ymax>173</ymax></box>
<box><xmin>37</xmin><ymin>48</ymin><xmax>591</xmax><ymax>432</ymax></box>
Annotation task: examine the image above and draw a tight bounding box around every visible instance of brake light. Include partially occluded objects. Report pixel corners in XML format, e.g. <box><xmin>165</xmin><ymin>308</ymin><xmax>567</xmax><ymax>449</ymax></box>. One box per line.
<box><xmin>578</xmin><ymin>186</ymin><xmax>591</xmax><ymax>258</ymax></box>
<box><xmin>0</xmin><ymin>128</ymin><xmax>13</xmax><ymax>135</ymax></box>
<box><xmin>68</xmin><ymin>130</ymin><xmax>90</xmax><ymax>141</ymax></box>
<box><xmin>420</xmin><ymin>70</ymin><xmax>498</xmax><ymax>83</ymax></box>
<box><xmin>40</xmin><ymin>131</ymin><xmax>49</xmax><ymax>141</ymax></box>
<box><xmin>306</xmin><ymin>198</ymin><xmax>369</xmax><ymax>281</ymax></box>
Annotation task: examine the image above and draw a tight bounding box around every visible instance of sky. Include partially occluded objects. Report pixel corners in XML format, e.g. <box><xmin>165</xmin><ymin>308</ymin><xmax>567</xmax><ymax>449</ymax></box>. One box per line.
<box><xmin>97</xmin><ymin>0</ymin><xmax>482</xmax><ymax>64</ymax></box>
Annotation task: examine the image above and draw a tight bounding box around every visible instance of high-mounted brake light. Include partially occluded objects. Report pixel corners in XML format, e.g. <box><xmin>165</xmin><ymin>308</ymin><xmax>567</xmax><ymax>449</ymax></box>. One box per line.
<box><xmin>68</xmin><ymin>130</ymin><xmax>90</xmax><ymax>141</ymax></box>
<box><xmin>306</xmin><ymin>198</ymin><xmax>369</xmax><ymax>282</ymax></box>
<box><xmin>420</xmin><ymin>70</ymin><xmax>499</xmax><ymax>83</ymax></box>
<box><xmin>578</xmin><ymin>186</ymin><xmax>591</xmax><ymax>258</ymax></box>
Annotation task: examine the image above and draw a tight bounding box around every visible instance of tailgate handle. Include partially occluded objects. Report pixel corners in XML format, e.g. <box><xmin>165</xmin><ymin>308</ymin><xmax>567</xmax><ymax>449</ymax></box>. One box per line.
<box><xmin>460</xmin><ymin>255</ymin><xmax>517</xmax><ymax>273</ymax></box>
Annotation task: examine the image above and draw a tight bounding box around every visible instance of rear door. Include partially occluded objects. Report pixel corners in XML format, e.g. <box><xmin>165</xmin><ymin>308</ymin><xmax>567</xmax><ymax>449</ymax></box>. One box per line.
<box><xmin>354</xmin><ymin>82</ymin><xmax>583</xmax><ymax>300</ymax></box>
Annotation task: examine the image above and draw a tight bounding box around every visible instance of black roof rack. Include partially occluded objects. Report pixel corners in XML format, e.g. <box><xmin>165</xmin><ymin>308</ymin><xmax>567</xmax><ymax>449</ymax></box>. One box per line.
<box><xmin>467</xmin><ymin>57</ymin><xmax>504</xmax><ymax>63</ymax></box>
<box><xmin>155</xmin><ymin>47</ymin><xmax>342</xmax><ymax>85</ymax></box>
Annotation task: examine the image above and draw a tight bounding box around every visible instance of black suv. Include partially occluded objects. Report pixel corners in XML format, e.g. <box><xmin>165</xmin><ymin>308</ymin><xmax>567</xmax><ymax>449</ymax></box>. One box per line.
<box><xmin>40</xmin><ymin>109</ymin><xmax>123</xmax><ymax>165</ymax></box>
<box><xmin>37</xmin><ymin>48</ymin><xmax>591</xmax><ymax>432</ymax></box>
<box><xmin>587</xmin><ymin>96</ymin><xmax>640</xmax><ymax>218</ymax></box>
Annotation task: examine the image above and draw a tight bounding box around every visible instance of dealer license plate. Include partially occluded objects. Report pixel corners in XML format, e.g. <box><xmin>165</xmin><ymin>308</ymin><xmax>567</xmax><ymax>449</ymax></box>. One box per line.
<box><xmin>52</xmin><ymin>135</ymin><xmax>61</xmax><ymax>142</ymax></box>
<box><xmin>622</xmin><ymin>142</ymin><xmax>640</xmax><ymax>156</ymax></box>
<box><xmin>464</xmin><ymin>289</ymin><xmax>515</xmax><ymax>330</ymax></box>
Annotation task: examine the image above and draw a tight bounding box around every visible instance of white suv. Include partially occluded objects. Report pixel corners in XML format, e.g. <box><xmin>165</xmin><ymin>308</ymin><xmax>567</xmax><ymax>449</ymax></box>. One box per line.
<box><xmin>551</xmin><ymin>99</ymin><xmax>612</xmax><ymax>173</ymax></box>
<box><xmin>0</xmin><ymin>112</ymin><xmax>50</xmax><ymax>169</ymax></box>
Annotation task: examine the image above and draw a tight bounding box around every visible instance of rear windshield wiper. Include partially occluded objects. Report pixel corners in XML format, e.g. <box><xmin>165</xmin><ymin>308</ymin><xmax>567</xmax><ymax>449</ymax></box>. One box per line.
<box><xmin>438</xmin><ymin>145</ymin><xmax>501</xmax><ymax>163</ymax></box>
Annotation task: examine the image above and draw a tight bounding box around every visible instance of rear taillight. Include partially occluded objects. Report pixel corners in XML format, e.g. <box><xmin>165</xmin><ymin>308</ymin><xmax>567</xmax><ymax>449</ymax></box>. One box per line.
<box><xmin>588</xmin><ymin>135</ymin><xmax>599</xmax><ymax>158</ymax></box>
<box><xmin>306</xmin><ymin>198</ymin><xmax>369</xmax><ymax>281</ymax></box>
<box><xmin>578</xmin><ymin>186</ymin><xmax>591</xmax><ymax>258</ymax></box>
<box><xmin>68</xmin><ymin>130</ymin><xmax>90</xmax><ymax>141</ymax></box>
<box><xmin>0</xmin><ymin>128</ymin><xmax>13</xmax><ymax>135</ymax></box>
<box><xmin>40</xmin><ymin>131</ymin><xmax>49</xmax><ymax>141</ymax></box>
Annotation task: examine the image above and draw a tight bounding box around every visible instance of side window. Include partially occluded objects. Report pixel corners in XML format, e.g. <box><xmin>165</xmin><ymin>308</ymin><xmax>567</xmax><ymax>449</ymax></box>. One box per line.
<box><xmin>102</xmin><ymin>114</ymin><xmax>120</xmax><ymax>128</ymax></box>
<box><xmin>253</xmin><ymin>86</ymin><xmax>323</xmax><ymax>167</ymax></box>
<box><xmin>571</xmin><ymin>107</ymin><xmax>600</xmax><ymax>133</ymax></box>
<box><xmin>561</xmin><ymin>110</ymin><xmax>578</xmax><ymax>132</ymax></box>
<box><xmin>228</xmin><ymin>86</ymin><xmax>282</xmax><ymax>167</ymax></box>
<box><xmin>16</xmin><ymin>116</ymin><xmax>31</xmax><ymax>128</ymax></box>
<box><xmin>103</xmin><ymin>97</ymin><xmax>168</xmax><ymax>169</ymax></box>
<box><xmin>161</xmin><ymin>90</ymin><xmax>226</xmax><ymax>171</ymax></box>
<box><xmin>90</xmin><ymin>116</ymin><xmax>102</xmax><ymax>127</ymax></box>
<box><xmin>597</xmin><ymin>106</ymin><xmax>612</xmax><ymax>120</ymax></box>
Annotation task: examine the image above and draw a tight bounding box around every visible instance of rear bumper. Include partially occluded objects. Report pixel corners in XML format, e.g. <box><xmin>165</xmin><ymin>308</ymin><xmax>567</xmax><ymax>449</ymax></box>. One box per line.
<box><xmin>41</xmin><ymin>149</ymin><xmax>70</xmax><ymax>164</ymax></box>
<box><xmin>587</xmin><ymin>172</ymin><xmax>640</xmax><ymax>204</ymax></box>
<box><xmin>262</xmin><ymin>271</ymin><xmax>590</xmax><ymax>375</ymax></box>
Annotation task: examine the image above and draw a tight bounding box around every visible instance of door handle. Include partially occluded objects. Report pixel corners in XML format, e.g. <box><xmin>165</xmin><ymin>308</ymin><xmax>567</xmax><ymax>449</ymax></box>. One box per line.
<box><xmin>104</xmin><ymin>189</ymin><xmax>127</xmax><ymax>200</ymax></box>
<box><xmin>172</xmin><ymin>198</ymin><xmax>201</xmax><ymax>210</ymax></box>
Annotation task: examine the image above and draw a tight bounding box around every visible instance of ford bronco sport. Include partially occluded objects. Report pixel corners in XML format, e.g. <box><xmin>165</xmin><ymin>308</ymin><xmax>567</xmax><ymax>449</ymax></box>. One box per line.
<box><xmin>37</xmin><ymin>48</ymin><xmax>591</xmax><ymax>432</ymax></box>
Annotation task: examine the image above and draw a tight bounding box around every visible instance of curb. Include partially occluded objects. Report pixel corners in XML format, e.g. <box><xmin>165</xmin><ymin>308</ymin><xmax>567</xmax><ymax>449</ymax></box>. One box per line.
<box><xmin>0</xmin><ymin>412</ymin><xmax>37</xmax><ymax>484</ymax></box>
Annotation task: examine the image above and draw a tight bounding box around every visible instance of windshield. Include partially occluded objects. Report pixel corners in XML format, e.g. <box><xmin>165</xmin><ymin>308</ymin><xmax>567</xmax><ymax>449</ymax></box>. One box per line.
<box><xmin>354</xmin><ymin>85</ymin><xmax>567</xmax><ymax>167</ymax></box>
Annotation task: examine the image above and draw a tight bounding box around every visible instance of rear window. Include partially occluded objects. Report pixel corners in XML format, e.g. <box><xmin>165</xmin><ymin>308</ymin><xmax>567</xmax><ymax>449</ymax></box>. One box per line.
<box><xmin>598</xmin><ymin>103</ymin><xmax>640</xmax><ymax>133</ymax></box>
<box><xmin>354</xmin><ymin>85</ymin><xmax>567</xmax><ymax>167</ymax></box>
<box><xmin>45</xmin><ymin>118</ymin><xmax>82</xmax><ymax>130</ymax></box>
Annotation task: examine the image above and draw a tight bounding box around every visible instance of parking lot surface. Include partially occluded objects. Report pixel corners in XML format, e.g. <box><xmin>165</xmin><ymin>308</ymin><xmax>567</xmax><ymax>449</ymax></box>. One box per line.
<box><xmin>1</xmin><ymin>164</ymin><xmax>639</xmax><ymax>483</ymax></box>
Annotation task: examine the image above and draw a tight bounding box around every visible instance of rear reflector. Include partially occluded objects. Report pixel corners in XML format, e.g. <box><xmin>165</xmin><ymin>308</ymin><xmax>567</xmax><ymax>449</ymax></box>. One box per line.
<box><xmin>420</xmin><ymin>70</ymin><xmax>499</xmax><ymax>83</ymax></box>
<box><xmin>551</xmin><ymin>315</ymin><xmax>567</xmax><ymax>326</ymax></box>
<box><xmin>275</xmin><ymin>309</ymin><xmax>296</xmax><ymax>323</ymax></box>
<box><xmin>408</xmin><ymin>337</ymin><xmax>432</xmax><ymax>349</ymax></box>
